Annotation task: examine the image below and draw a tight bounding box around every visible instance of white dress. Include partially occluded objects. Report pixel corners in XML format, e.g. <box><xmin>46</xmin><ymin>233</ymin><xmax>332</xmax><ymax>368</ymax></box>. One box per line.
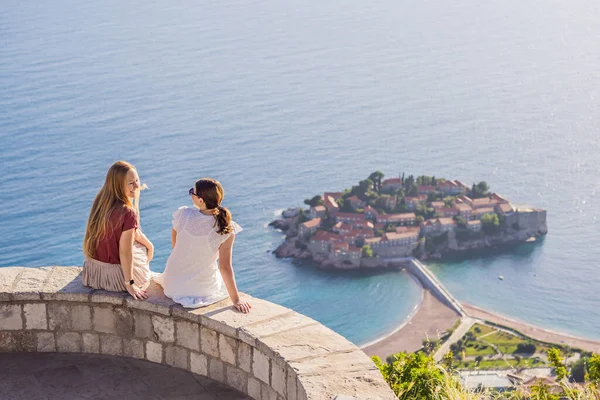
<box><xmin>154</xmin><ymin>206</ymin><xmax>242</xmax><ymax>308</ymax></box>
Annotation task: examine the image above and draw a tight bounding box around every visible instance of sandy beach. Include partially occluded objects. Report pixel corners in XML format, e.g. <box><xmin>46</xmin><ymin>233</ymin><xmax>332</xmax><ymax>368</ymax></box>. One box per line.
<box><xmin>362</xmin><ymin>290</ymin><xmax>461</xmax><ymax>359</ymax></box>
<box><xmin>463</xmin><ymin>303</ymin><xmax>600</xmax><ymax>353</ymax></box>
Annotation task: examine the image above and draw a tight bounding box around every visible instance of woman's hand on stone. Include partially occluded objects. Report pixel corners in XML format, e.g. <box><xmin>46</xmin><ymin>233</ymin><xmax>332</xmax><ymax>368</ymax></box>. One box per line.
<box><xmin>233</xmin><ymin>300</ymin><xmax>251</xmax><ymax>314</ymax></box>
<box><xmin>127</xmin><ymin>285</ymin><xmax>148</xmax><ymax>300</ymax></box>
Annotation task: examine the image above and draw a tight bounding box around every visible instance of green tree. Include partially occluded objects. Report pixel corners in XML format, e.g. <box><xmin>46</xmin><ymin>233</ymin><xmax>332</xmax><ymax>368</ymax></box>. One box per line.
<box><xmin>529</xmin><ymin>380</ymin><xmax>561</xmax><ymax>400</ymax></box>
<box><xmin>587</xmin><ymin>353</ymin><xmax>600</xmax><ymax>385</ymax></box>
<box><xmin>571</xmin><ymin>357</ymin><xmax>588</xmax><ymax>382</ymax></box>
<box><xmin>515</xmin><ymin>342</ymin><xmax>537</xmax><ymax>354</ymax></box>
<box><xmin>480</xmin><ymin>213</ymin><xmax>500</xmax><ymax>234</ymax></box>
<box><xmin>372</xmin><ymin>352</ymin><xmax>449</xmax><ymax>400</ymax></box>
<box><xmin>358</xmin><ymin>179</ymin><xmax>374</xmax><ymax>195</ymax></box>
<box><xmin>362</xmin><ymin>245</ymin><xmax>374</xmax><ymax>258</ymax></box>
<box><xmin>547</xmin><ymin>348</ymin><xmax>568</xmax><ymax>381</ymax></box>
<box><xmin>470</xmin><ymin>181</ymin><xmax>490</xmax><ymax>199</ymax></box>
<box><xmin>303</xmin><ymin>195</ymin><xmax>324</xmax><ymax>207</ymax></box>
<box><xmin>475</xmin><ymin>355</ymin><xmax>483</xmax><ymax>365</ymax></box>
<box><xmin>369</xmin><ymin>171</ymin><xmax>385</xmax><ymax>192</ymax></box>
<box><xmin>454</xmin><ymin>216</ymin><xmax>467</xmax><ymax>229</ymax></box>
<box><xmin>441</xmin><ymin>351</ymin><xmax>454</xmax><ymax>372</ymax></box>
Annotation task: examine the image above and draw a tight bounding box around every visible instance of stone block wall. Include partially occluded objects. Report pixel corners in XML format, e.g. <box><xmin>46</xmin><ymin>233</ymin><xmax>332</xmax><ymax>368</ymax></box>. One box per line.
<box><xmin>0</xmin><ymin>267</ymin><xmax>396</xmax><ymax>400</ymax></box>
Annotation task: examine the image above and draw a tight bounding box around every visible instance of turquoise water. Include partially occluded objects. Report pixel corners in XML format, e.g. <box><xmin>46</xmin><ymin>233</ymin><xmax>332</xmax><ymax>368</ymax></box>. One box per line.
<box><xmin>1</xmin><ymin>0</ymin><xmax>599</xmax><ymax>344</ymax></box>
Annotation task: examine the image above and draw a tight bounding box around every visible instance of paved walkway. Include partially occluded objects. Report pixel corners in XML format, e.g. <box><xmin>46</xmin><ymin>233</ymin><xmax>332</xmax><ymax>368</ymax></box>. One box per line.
<box><xmin>433</xmin><ymin>317</ymin><xmax>475</xmax><ymax>362</ymax></box>
<box><xmin>0</xmin><ymin>353</ymin><xmax>250</xmax><ymax>400</ymax></box>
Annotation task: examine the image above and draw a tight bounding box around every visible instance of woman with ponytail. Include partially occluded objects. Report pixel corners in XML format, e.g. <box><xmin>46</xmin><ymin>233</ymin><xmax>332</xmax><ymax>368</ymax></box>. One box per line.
<box><xmin>82</xmin><ymin>161</ymin><xmax>153</xmax><ymax>300</ymax></box>
<box><xmin>154</xmin><ymin>178</ymin><xmax>251</xmax><ymax>313</ymax></box>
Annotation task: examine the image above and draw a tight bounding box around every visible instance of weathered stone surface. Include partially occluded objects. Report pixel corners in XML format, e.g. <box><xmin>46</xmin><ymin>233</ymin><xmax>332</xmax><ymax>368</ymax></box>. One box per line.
<box><xmin>0</xmin><ymin>304</ymin><xmax>23</xmax><ymax>330</ymax></box>
<box><xmin>262</xmin><ymin>382</ymin><xmax>278</xmax><ymax>400</ymax></box>
<box><xmin>238</xmin><ymin>341</ymin><xmax>252</xmax><ymax>373</ymax></box>
<box><xmin>152</xmin><ymin>315</ymin><xmax>175</xmax><ymax>343</ymax></box>
<box><xmin>71</xmin><ymin>304</ymin><xmax>92</xmax><ymax>331</ymax></box>
<box><xmin>200</xmin><ymin>296</ymin><xmax>289</xmax><ymax>341</ymax></box>
<box><xmin>258</xmin><ymin>323</ymin><xmax>355</xmax><ymax>362</ymax></box>
<box><xmin>100</xmin><ymin>334</ymin><xmax>123</xmax><ymax>356</ymax></box>
<box><xmin>82</xmin><ymin>333</ymin><xmax>100</xmax><ymax>353</ymax></box>
<box><xmin>56</xmin><ymin>332</ymin><xmax>82</xmax><ymax>352</ymax></box>
<box><xmin>208</xmin><ymin>357</ymin><xmax>224</xmax><ymax>383</ymax></box>
<box><xmin>333</xmin><ymin>396</ymin><xmax>360</xmax><ymax>400</ymax></box>
<box><xmin>12</xmin><ymin>267</ymin><xmax>53</xmax><ymax>300</ymax></box>
<box><xmin>125</xmin><ymin>281</ymin><xmax>176</xmax><ymax>316</ymax></box>
<box><xmin>11</xmin><ymin>331</ymin><xmax>37</xmax><ymax>352</ymax></box>
<box><xmin>240</xmin><ymin>311</ymin><xmax>314</xmax><ymax>343</ymax></box>
<box><xmin>48</xmin><ymin>303</ymin><xmax>71</xmax><ymax>331</ymax></box>
<box><xmin>36</xmin><ymin>332</ymin><xmax>55</xmax><ymax>352</ymax></box>
<box><xmin>253</xmin><ymin>349</ymin><xmax>270</xmax><ymax>384</ymax></box>
<box><xmin>287</xmin><ymin>367</ymin><xmax>298</xmax><ymax>400</ymax></box>
<box><xmin>219</xmin><ymin>334</ymin><xmax>237</xmax><ymax>365</ymax></box>
<box><xmin>289</xmin><ymin>350</ymin><xmax>377</xmax><ymax>376</ymax></box>
<box><xmin>248</xmin><ymin>377</ymin><xmax>261</xmax><ymax>399</ymax></box>
<box><xmin>176</xmin><ymin>320</ymin><xmax>200</xmax><ymax>351</ymax></box>
<box><xmin>91</xmin><ymin>291</ymin><xmax>127</xmax><ymax>305</ymax></box>
<box><xmin>165</xmin><ymin>345</ymin><xmax>188</xmax><ymax>369</ymax></box>
<box><xmin>0</xmin><ymin>331</ymin><xmax>14</xmax><ymax>351</ymax></box>
<box><xmin>41</xmin><ymin>267</ymin><xmax>92</xmax><ymax>302</ymax></box>
<box><xmin>271</xmin><ymin>362</ymin><xmax>286</xmax><ymax>396</ymax></box>
<box><xmin>134</xmin><ymin>312</ymin><xmax>154</xmax><ymax>340</ymax></box>
<box><xmin>146</xmin><ymin>341</ymin><xmax>163</xmax><ymax>363</ymax></box>
<box><xmin>0</xmin><ymin>267</ymin><xmax>23</xmax><ymax>301</ymax></box>
<box><xmin>115</xmin><ymin>307</ymin><xmax>134</xmax><ymax>337</ymax></box>
<box><xmin>93</xmin><ymin>307</ymin><xmax>116</xmax><ymax>334</ymax></box>
<box><xmin>226</xmin><ymin>365</ymin><xmax>248</xmax><ymax>393</ymax></box>
<box><xmin>23</xmin><ymin>303</ymin><xmax>47</xmax><ymax>330</ymax></box>
<box><xmin>201</xmin><ymin>327</ymin><xmax>219</xmax><ymax>358</ymax></box>
<box><xmin>297</xmin><ymin>369</ymin><xmax>396</xmax><ymax>400</ymax></box>
<box><xmin>190</xmin><ymin>352</ymin><xmax>208</xmax><ymax>376</ymax></box>
<box><xmin>123</xmin><ymin>338</ymin><xmax>144</xmax><ymax>359</ymax></box>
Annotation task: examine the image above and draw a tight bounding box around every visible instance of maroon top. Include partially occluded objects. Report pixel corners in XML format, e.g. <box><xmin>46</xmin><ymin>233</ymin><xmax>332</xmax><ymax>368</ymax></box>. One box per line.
<box><xmin>95</xmin><ymin>207</ymin><xmax>138</xmax><ymax>264</ymax></box>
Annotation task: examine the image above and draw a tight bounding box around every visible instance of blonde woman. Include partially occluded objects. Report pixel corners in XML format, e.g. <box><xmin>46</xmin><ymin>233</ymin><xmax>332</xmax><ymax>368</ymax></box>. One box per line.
<box><xmin>154</xmin><ymin>178</ymin><xmax>251</xmax><ymax>313</ymax></box>
<box><xmin>82</xmin><ymin>161</ymin><xmax>153</xmax><ymax>300</ymax></box>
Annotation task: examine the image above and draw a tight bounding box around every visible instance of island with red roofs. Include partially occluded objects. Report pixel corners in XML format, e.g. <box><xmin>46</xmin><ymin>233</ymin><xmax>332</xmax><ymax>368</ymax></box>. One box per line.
<box><xmin>270</xmin><ymin>172</ymin><xmax>547</xmax><ymax>269</ymax></box>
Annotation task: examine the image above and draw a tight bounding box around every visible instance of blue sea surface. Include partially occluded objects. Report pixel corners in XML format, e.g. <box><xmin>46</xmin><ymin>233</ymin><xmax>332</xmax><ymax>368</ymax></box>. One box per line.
<box><xmin>1</xmin><ymin>0</ymin><xmax>599</xmax><ymax>344</ymax></box>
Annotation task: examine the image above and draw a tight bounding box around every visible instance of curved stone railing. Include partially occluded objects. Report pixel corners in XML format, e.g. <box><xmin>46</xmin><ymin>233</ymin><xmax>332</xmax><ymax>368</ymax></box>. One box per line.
<box><xmin>0</xmin><ymin>267</ymin><xmax>395</xmax><ymax>400</ymax></box>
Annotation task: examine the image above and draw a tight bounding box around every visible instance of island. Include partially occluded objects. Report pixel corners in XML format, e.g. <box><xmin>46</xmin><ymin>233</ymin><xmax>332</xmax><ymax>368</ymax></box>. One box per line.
<box><xmin>270</xmin><ymin>172</ymin><xmax>547</xmax><ymax>269</ymax></box>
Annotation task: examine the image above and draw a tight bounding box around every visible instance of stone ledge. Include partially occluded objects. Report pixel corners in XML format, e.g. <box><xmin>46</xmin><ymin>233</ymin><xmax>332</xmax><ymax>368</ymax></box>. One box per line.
<box><xmin>0</xmin><ymin>266</ymin><xmax>396</xmax><ymax>400</ymax></box>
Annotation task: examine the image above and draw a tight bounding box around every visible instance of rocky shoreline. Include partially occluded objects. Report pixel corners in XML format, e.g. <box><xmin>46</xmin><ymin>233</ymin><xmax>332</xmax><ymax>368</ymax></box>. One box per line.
<box><xmin>269</xmin><ymin>206</ymin><xmax>547</xmax><ymax>269</ymax></box>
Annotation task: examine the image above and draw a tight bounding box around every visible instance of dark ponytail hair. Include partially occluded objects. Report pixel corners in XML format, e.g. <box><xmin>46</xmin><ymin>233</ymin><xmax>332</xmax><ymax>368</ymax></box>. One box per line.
<box><xmin>195</xmin><ymin>178</ymin><xmax>233</xmax><ymax>235</ymax></box>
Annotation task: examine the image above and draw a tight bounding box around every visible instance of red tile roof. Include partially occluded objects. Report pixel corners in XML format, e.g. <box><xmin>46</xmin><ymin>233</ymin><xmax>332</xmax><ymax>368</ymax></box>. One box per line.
<box><xmin>455</xmin><ymin>203</ymin><xmax>472</xmax><ymax>211</ymax></box>
<box><xmin>384</xmin><ymin>232</ymin><xmax>418</xmax><ymax>241</ymax></box>
<box><xmin>302</xmin><ymin>218</ymin><xmax>322</xmax><ymax>229</ymax></box>
<box><xmin>473</xmin><ymin>207</ymin><xmax>495</xmax><ymax>215</ymax></box>
<box><xmin>382</xmin><ymin>178</ymin><xmax>402</xmax><ymax>185</ymax></box>
<box><xmin>333</xmin><ymin>212</ymin><xmax>365</xmax><ymax>220</ymax></box>
<box><xmin>311</xmin><ymin>230</ymin><xmax>341</xmax><ymax>242</ymax></box>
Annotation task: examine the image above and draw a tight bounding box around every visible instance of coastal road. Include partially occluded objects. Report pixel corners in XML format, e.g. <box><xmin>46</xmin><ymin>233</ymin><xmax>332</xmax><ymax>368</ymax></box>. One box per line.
<box><xmin>433</xmin><ymin>317</ymin><xmax>475</xmax><ymax>362</ymax></box>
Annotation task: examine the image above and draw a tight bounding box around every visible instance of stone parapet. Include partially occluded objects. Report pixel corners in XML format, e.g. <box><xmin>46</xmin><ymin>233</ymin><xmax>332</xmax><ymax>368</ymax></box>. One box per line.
<box><xmin>0</xmin><ymin>266</ymin><xmax>395</xmax><ymax>400</ymax></box>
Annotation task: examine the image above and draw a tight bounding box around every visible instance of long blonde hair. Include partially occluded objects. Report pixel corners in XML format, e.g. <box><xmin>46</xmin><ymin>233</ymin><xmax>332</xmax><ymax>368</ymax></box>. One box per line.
<box><xmin>83</xmin><ymin>161</ymin><xmax>142</xmax><ymax>258</ymax></box>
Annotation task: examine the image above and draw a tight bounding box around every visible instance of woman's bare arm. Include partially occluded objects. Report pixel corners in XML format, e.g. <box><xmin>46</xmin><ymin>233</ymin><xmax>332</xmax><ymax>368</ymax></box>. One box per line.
<box><xmin>135</xmin><ymin>229</ymin><xmax>154</xmax><ymax>261</ymax></box>
<box><xmin>120</xmin><ymin>229</ymin><xmax>148</xmax><ymax>300</ymax></box>
<box><xmin>218</xmin><ymin>235</ymin><xmax>251</xmax><ymax>313</ymax></box>
<box><xmin>171</xmin><ymin>228</ymin><xmax>177</xmax><ymax>249</ymax></box>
